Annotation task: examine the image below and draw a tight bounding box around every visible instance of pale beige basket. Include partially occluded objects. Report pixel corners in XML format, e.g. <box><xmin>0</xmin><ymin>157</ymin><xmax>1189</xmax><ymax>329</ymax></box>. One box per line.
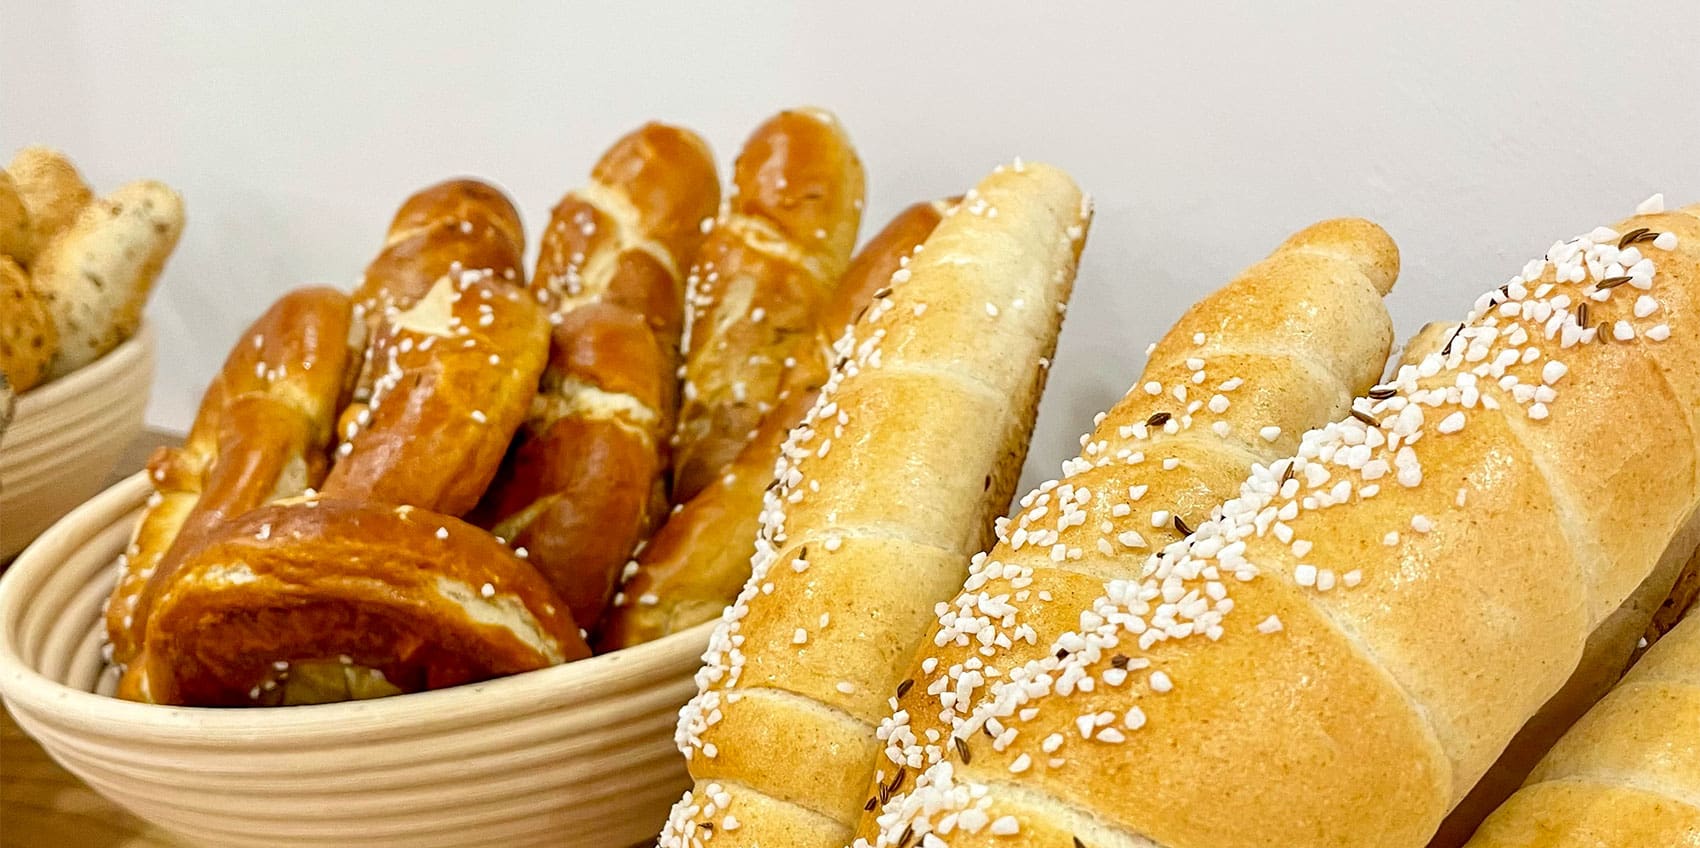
<box><xmin>0</xmin><ymin>471</ymin><xmax>714</xmax><ymax>848</ymax></box>
<box><xmin>1</xmin><ymin>323</ymin><xmax>155</xmax><ymax>559</ymax></box>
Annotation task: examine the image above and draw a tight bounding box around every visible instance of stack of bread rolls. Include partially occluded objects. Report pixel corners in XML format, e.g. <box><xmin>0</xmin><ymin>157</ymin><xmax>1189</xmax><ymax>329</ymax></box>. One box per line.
<box><xmin>839</xmin><ymin>200</ymin><xmax>1698</xmax><ymax>847</ymax></box>
<box><xmin>0</xmin><ymin>147</ymin><xmax>184</xmax><ymax>393</ymax></box>
<box><xmin>107</xmin><ymin>109</ymin><xmax>1083</xmax><ymax>712</ymax></box>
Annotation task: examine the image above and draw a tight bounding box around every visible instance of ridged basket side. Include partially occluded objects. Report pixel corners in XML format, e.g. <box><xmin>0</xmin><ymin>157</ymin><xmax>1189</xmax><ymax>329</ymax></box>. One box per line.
<box><xmin>0</xmin><ymin>473</ymin><xmax>715</xmax><ymax>848</ymax></box>
<box><xmin>1</xmin><ymin>324</ymin><xmax>155</xmax><ymax>559</ymax></box>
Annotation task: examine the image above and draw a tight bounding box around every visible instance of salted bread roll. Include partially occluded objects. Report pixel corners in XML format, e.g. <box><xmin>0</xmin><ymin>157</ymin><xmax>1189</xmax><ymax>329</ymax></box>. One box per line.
<box><xmin>863</xmin><ymin>200</ymin><xmax>1700</xmax><ymax>848</ymax></box>
<box><xmin>854</xmin><ymin>217</ymin><xmax>1399</xmax><ymax>844</ymax></box>
<box><xmin>658</xmin><ymin>162</ymin><xmax>1091</xmax><ymax>848</ymax></box>
<box><xmin>1464</xmin><ymin>604</ymin><xmax>1700</xmax><ymax>846</ymax></box>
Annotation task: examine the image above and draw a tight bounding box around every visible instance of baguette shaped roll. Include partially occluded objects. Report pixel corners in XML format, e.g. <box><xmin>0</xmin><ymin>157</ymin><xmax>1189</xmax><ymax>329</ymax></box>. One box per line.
<box><xmin>5</xmin><ymin>146</ymin><xmax>93</xmax><ymax>264</ymax></box>
<box><xmin>671</xmin><ymin>108</ymin><xmax>865</xmax><ymax>502</ymax></box>
<box><xmin>854</xmin><ymin>218</ymin><xmax>1399</xmax><ymax>843</ymax></box>
<box><xmin>659</xmin><ymin>163</ymin><xmax>1090</xmax><ymax>848</ymax></box>
<box><xmin>469</xmin><ymin>124</ymin><xmax>719</xmax><ymax>632</ymax></box>
<box><xmin>1464</xmin><ymin>606</ymin><xmax>1700</xmax><ymax>847</ymax></box>
<box><xmin>0</xmin><ymin>171</ymin><xmax>31</xmax><ymax>260</ymax></box>
<box><xmin>865</xmin><ymin>203</ymin><xmax>1700</xmax><ymax>848</ymax></box>
<box><xmin>323</xmin><ymin>271</ymin><xmax>548</xmax><ymax>516</ymax></box>
<box><xmin>0</xmin><ymin>255</ymin><xmax>55</xmax><ymax>391</ymax></box>
<box><xmin>34</xmin><ymin>179</ymin><xmax>184</xmax><ymax>378</ymax></box>
<box><xmin>128</xmin><ymin>499</ymin><xmax>588</xmax><ymax>707</ymax></box>
<box><xmin>601</xmin><ymin>199</ymin><xmax>951</xmax><ymax>649</ymax></box>
<box><xmin>105</xmin><ymin>288</ymin><xmax>357</xmax><ymax>675</ymax></box>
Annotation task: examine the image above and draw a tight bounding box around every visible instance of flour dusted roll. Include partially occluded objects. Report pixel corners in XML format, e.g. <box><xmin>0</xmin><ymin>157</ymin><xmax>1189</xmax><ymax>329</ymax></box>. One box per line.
<box><xmin>864</xmin><ymin>199</ymin><xmax>1700</xmax><ymax>848</ymax></box>
<box><xmin>854</xmin><ymin>216</ymin><xmax>1401</xmax><ymax>844</ymax></box>
<box><xmin>600</xmin><ymin>198</ymin><xmax>950</xmax><ymax>649</ymax></box>
<box><xmin>671</xmin><ymin>108</ymin><xmax>865</xmax><ymax>501</ymax></box>
<box><xmin>658</xmin><ymin>162</ymin><xmax>1090</xmax><ymax>848</ymax></box>
<box><xmin>1464</xmin><ymin>605</ymin><xmax>1700</xmax><ymax>847</ymax></box>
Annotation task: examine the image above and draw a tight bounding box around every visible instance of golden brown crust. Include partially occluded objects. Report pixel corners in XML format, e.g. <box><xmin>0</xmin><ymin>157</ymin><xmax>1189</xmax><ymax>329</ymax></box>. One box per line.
<box><xmin>861</xmin><ymin>205</ymin><xmax>1700</xmax><ymax>848</ymax></box>
<box><xmin>323</xmin><ymin>272</ymin><xmax>548</xmax><ymax>516</ymax></box>
<box><xmin>671</xmin><ymin>108</ymin><xmax>865</xmax><ymax>502</ymax></box>
<box><xmin>5</xmin><ymin>146</ymin><xmax>93</xmax><ymax>265</ymax></box>
<box><xmin>127</xmin><ymin>499</ymin><xmax>587</xmax><ymax>707</ymax></box>
<box><xmin>0</xmin><ymin>171</ymin><xmax>31</xmax><ymax>262</ymax></box>
<box><xmin>602</xmin><ymin>199</ymin><xmax>951</xmax><ymax>650</ymax></box>
<box><xmin>105</xmin><ymin>287</ymin><xmax>357</xmax><ymax>670</ymax></box>
<box><xmin>1464</xmin><ymin>609</ymin><xmax>1700</xmax><ymax>846</ymax></box>
<box><xmin>844</xmin><ymin>217</ymin><xmax>1399</xmax><ymax>846</ymax></box>
<box><xmin>469</xmin><ymin>124</ymin><xmax>719</xmax><ymax>635</ymax></box>
<box><xmin>0</xmin><ymin>256</ymin><xmax>55</xmax><ymax>391</ymax></box>
<box><xmin>660</xmin><ymin>163</ymin><xmax>1088</xmax><ymax>848</ymax></box>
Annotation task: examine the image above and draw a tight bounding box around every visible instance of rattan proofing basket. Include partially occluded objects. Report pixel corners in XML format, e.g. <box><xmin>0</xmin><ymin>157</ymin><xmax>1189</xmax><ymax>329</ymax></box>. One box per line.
<box><xmin>0</xmin><ymin>471</ymin><xmax>713</xmax><ymax>847</ymax></box>
<box><xmin>1</xmin><ymin>323</ymin><xmax>155</xmax><ymax>559</ymax></box>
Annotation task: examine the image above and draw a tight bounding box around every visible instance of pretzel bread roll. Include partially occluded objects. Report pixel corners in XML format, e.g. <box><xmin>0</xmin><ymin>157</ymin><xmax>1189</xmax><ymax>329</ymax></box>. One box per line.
<box><xmin>658</xmin><ymin>163</ymin><xmax>1090</xmax><ymax>848</ymax></box>
<box><xmin>470</xmin><ymin>304</ymin><xmax>668</xmax><ymax>632</ymax></box>
<box><xmin>105</xmin><ymin>288</ymin><xmax>357</xmax><ymax>673</ymax></box>
<box><xmin>127</xmin><ymin>499</ymin><xmax>589</xmax><ymax>707</ymax></box>
<box><xmin>324</xmin><ymin>270</ymin><xmax>548</xmax><ymax>516</ymax></box>
<box><xmin>353</xmin><ymin>178</ymin><xmax>525</xmax><ymax>310</ymax></box>
<box><xmin>864</xmin><ymin>202</ymin><xmax>1700</xmax><ymax>848</ymax></box>
<box><xmin>1464</xmin><ymin>606</ymin><xmax>1700</xmax><ymax>847</ymax></box>
<box><xmin>531</xmin><ymin>122</ymin><xmax>719</xmax><ymax>419</ymax></box>
<box><xmin>850</xmin><ymin>217</ymin><xmax>1399</xmax><ymax>842</ymax></box>
<box><xmin>5</xmin><ymin>146</ymin><xmax>93</xmax><ymax>265</ymax></box>
<box><xmin>671</xmin><ymin>108</ymin><xmax>865</xmax><ymax>502</ymax></box>
<box><xmin>601</xmin><ymin>199</ymin><xmax>952</xmax><ymax>650</ymax></box>
<box><xmin>465</xmin><ymin>125</ymin><xmax>719</xmax><ymax>633</ymax></box>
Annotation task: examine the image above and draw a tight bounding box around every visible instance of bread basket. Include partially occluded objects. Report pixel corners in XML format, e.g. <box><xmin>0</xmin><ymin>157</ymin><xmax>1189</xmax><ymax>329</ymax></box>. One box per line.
<box><xmin>0</xmin><ymin>470</ymin><xmax>714</xmax><ymax>848</ymax></box>
<box><xmin>1</xmin><ymin>322</ymin><xmax>155</xmax><ymax>559</ymax></box>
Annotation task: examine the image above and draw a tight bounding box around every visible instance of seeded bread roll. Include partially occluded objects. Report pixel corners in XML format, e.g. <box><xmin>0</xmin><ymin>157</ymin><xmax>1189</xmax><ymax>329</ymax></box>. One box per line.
<box><xmin>601</xmin><ymin>198</ymin><xmax>950</xmax><ymax>650</ymax></box>
<box><xmin>470</xmin><ymin>123</ymin><xmax>720</xmax><ymax>634</ymax></box>
<box><xmin>658</xmin><ymin>162</ymin><xmax>1090</xmax><ymax>848</ymax></box>
<box><xmin>1463</xmin><ymin>604</ymin><xmax>1700</xmax><ymax>847</ymax></box>
<box><xmin>863</xmin><ymin>199</ymin><xmax>1700</xmax><ymax>848</ymax></box>
<box><xmin>671</xmin><ymin>108</ymin><xmax>865</xmax><ymax>502</ymax></box>
<box><xmin>5</xmin><ymin>146</ymin><xmax>93</xmax><ymax>265</ymax></box>
<box><xmin>32</xmin><ymin>179</ymin><xmax>184</xmax><ymax>378</ymax></box>
<box><xmin>0</xmin><ymin>255</ymin><xmax>56</xmax><ymax>391</ymax></box>
<box><xmin>851</xmin><ymin>217</ymin><xmax>1399</xmax><ymax>845</ymax></box>
<box><xmin>106</xmin><ymin>288</ymin><xmax>359</xmax><ymax>696</ymax></box>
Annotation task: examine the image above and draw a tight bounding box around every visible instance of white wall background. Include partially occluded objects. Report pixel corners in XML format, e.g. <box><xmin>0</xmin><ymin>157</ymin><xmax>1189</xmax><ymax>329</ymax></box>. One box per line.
<box><xmin>4</xmin><ymin>2</ymin><xmax>1698</xmax><ymax>492</ymax></box>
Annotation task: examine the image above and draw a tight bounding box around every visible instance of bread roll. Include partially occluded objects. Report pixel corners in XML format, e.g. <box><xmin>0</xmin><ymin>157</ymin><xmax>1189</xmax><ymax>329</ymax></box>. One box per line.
<box><xmin>862</xmin><ymin>201</ymin><xmax>1700</xmax><ymax>847</ymax></box>
<box><xmin>659</xmin><ymin>161</ymin><xmax>1090</xmax><ymax>847</ymax></box>
<box><xmin>672</xmin><ymin>108</ymin><xmax>865</xmax><ymax>501</ymax></box>
<box><xmin>0</xmin><ymin>171</ymin><xmax>32</xmax><ymax>261</ymax></box>
<box><xmin>5</xmin><ymin>146</ymin><xmax>93</xmax><ymax>264</ymax></box>
<box><xmin>1464</xmin><ymin>603</ymin><xmax>1700</xmax><ymax>846</ymax></box>
<box><xmin>601</xmin><ymin>198</ymin><xmax>951</xmax><ymax>649</ymax></box>
<box><xmin>32</xmin><ymin>179</ymin><xmax>184</xmax><ymax>378</ymax></box>
<box><xmin>0</xmin><ymin>255</ymin><xmax>56</xmax><ymax>391</ymax></box>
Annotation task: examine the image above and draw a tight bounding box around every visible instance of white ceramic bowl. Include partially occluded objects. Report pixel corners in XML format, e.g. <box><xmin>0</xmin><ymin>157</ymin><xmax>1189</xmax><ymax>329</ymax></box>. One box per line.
<box><xmin>1</xmin><ymin>323</ymin><xmax>155</xmax><ymax>559</ymax></box>
<box><xmin>0</xmin><ymin>471</ymin><xmax>714</xmax><ymax>848</ymax></box>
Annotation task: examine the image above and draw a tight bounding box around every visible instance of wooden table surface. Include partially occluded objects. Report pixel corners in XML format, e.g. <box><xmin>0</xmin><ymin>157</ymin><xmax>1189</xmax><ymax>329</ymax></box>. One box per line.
<box><xmin>2</xmin><ymin>428</ymin><xmax>181</xmax><ymax>848</ymax></box>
